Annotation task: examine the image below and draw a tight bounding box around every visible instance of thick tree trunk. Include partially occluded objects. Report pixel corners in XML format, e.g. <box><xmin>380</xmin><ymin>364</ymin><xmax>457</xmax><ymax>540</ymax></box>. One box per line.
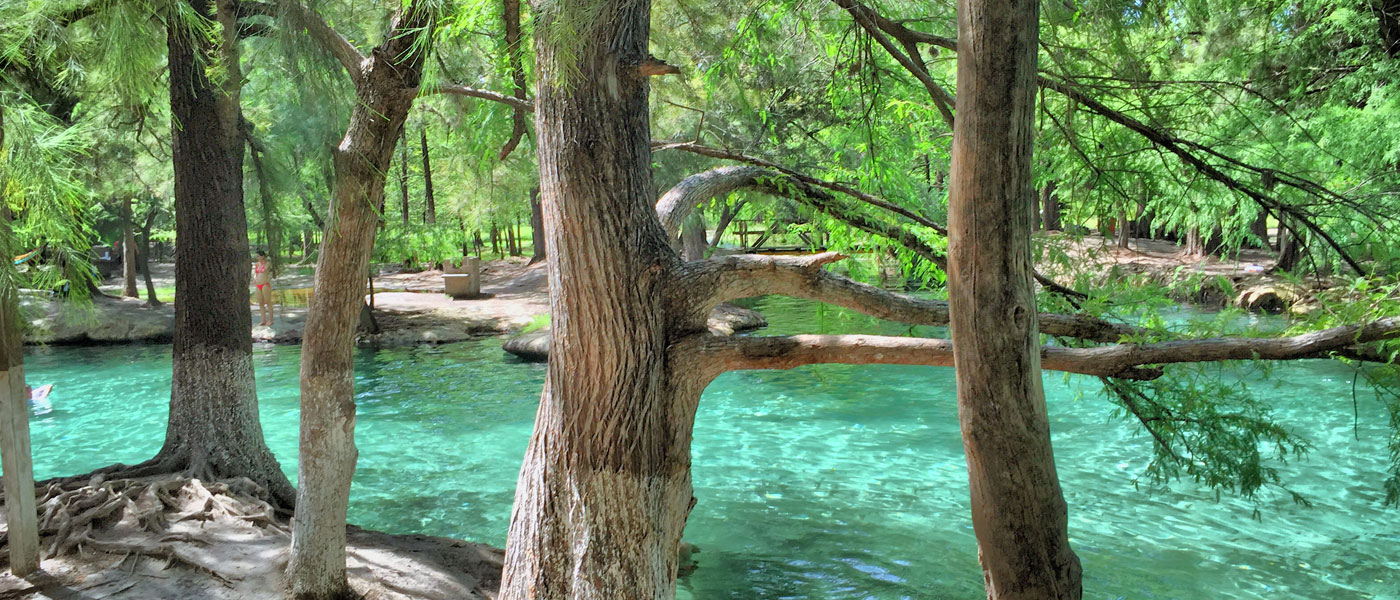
<box><xmin>948</xmin><ymin>0</ymin><xmax>1082</xmax><ymax>598</ymax></box>
<box><xmin>1040</xmin><ymin>181</ymin><xmax>1060</xmax><ymax>231</ymax></box>
<box><xmin>500</xmin><ymin>2</ymin><xmax>693</xmax><ymax>597</ymax></box>
<box><xmin>287</xmin><ymin>4</ymin><xmax>434</xmax><ymax>599</ymax></box>
<box><xmin>528</xmin><ymin>187</ymin><xmax>545</xmax><ymax>263</ymax></box>
<box><xmin>154</xmin><ymin>0</ymin><xmax>292</xmax><ymax>505</ymax></box>
<box><xmin>420</xmin><ymin>127</ymin><xmax>435</xmax><ymax>224</ymax></box>
<box><xmin>139</xmin><ymin>207</ymin><xmax>161</xmax><ymax>307</ymax></box>
<box><xmin>121</xmin><ymin>197</ymin><xmax>139</xmax><ymax>297</ymax></box>
<box><xmin>490</xmin><ymin>221</ymin><xmax>500</xmax><ymax>255</ymax></box>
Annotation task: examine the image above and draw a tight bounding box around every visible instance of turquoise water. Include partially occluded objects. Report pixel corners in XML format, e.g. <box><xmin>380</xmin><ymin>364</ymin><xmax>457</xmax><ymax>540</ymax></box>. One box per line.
<box><xmin>17</xmin><ymin>297</ymin><xmax>1400</xmax><ymax>599</ymax></box>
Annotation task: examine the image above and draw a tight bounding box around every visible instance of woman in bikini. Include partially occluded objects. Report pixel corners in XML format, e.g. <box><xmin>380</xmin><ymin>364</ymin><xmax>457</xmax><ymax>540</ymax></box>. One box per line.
<box><xmin>253</xmin><ymin>251</ymin><xmax>273</xmax><ymax>326</ymax></box>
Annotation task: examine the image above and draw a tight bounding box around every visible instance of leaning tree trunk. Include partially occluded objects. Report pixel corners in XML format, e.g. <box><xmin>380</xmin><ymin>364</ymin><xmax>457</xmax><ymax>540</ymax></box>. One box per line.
<box><xmin>150</xmin><ymin>0</ymin><xmax>292</xmax><ymax>505</ymax></box>
<box><xmin>139</xmin><ymin>207</ymin><xmax>161</xmax><ymax>307</ymax></box>
<box><xmin>948</xmin><ymin>0</ymin><xmax>1082</xmax><ymax>597</ymax></box>
<box><xmin>121</xmin><ymin>197</ymin><xmax>139</xmax><ymax>297</ymax></box>
<box><xmin>287</xmin><ymin>4</ymin><xmax>434</xmax><ymax>599</ymax></box>
<box><xmin>500</xmin><ymin>1</ymin><xmax>693</xmax><ymax>597</ymax></box>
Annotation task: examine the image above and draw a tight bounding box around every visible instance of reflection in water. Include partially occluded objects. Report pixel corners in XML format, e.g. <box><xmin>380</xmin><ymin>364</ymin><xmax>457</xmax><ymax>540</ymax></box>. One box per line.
<box><xmin>22</xmin><ymin>296</ymin><xmax>1399</xmax><ymax>599</ymax></box>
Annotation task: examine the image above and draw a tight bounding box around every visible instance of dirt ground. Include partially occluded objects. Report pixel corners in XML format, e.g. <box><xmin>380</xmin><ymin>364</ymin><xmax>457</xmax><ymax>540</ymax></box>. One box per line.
<box><xmin>0</xmin><ymin>476</ymin><xmax>503</xmax><ymax>600</ymax></box>
<box><xmin>68</xmin><ymin>258</ymin><xmax>551</xmax><ymax>347</ymax></box>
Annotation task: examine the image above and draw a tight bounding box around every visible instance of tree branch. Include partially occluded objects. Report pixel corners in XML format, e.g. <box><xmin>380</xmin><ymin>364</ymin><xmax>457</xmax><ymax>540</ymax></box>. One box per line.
<box><xmin>654</xmin><ymin>142</ymin><xmax>946</xmax><ymax>235</ymax></box>
<box><xmin>831</xmin><ymin>0</ymin><xmax>955</xmax><ymax>129</ymax></box>
<box><xmin>279</xmin><ymin>0</ymin><xmax>366</xmax><ymax>77</ymax></box>
<box><xmin>680</xmin><ymin>316</ymin><xmax>1400</xmax><ymax>383</ymax></box>
<box><xmin>671</xmin><ymin>252</ymin><xmax>1139</xmax><ymax>342</ymax></box>
<box><xmin>431</xmin><ymin>83</ymin><xmax>534</xmax><ymax>112</ymax></box>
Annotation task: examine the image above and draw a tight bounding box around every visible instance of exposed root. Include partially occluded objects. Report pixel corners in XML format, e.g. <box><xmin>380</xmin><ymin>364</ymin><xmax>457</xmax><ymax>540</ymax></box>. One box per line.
<box><xmin>79</xmin><ymin>538</ymin><xmax>240</xmax><ymax>587</ymax></box>
<box><xmin>20</xmin><ymin>472</ymin><xmax>290</xmax><ymax>586</ymax></box>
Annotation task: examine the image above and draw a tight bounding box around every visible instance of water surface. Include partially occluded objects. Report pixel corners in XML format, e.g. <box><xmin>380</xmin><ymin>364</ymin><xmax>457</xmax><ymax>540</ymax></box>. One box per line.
<box><xmin>18</xmin><ymin>296</ymin><xmax>1398</xmax><ymax>599</ymax></box>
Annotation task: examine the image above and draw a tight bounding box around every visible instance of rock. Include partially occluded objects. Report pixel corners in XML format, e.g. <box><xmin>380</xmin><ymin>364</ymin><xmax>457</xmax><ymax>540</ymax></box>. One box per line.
<box><xmin>1234</xmin><ymin>283</ymin><xmax>1307</xmax><ymax>314</ymax></box>
<box><xmin>503</xmin><ymin>303</ymin><xmax>768</xmax><ymax>362</ymax></box>
<box><xmin>706</xmin><ymin>303</ymin><xmax>767</xmax><ymax>335</ymax></box>
<box><xmin>22</xmin><ymin>293</ymin><xmax>174</xmax><ymax>344</ymax></box>
<box><xmin>502</xmin><ymin>328</ymin><xmax>551</xmax><ymax>362</ymax></box>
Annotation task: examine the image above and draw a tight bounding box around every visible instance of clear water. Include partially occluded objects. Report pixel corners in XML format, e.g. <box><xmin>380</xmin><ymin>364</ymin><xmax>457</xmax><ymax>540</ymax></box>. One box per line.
<box><xmin>16</xmin><ymin>296</ymin><xmax>1400</xmax><ymax>599</ymax></box>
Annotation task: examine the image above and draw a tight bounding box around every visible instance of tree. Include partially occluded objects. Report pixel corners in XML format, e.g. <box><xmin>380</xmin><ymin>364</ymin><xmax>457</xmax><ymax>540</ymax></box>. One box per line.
<box><xmin>283</xmin><ymin>1</ymin><xmax>437</xmax><ymax>597</ymax></box>
<box><xmin>142</xmin><ymin>0</ymin><xmax>293</xmax><ymax>505</ymax></box>
<box><xmin>948</xmin><ymin>0</ymin><xmax>1081</xmax><ymax>595</ymax></box>
<box><xmin>499</xmin><ymin>2</ymin><xmax>1400</xmax><ymax>598</ymax></box>
<box><xmin>121</xmin><ymin>196</ymin><xmax>139</xmax><ymax>297</ymax></box>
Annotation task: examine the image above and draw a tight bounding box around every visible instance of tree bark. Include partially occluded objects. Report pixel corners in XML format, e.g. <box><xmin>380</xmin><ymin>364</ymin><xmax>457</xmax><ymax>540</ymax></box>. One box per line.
<box><xmin>121</xmin><ymin>197</ymin><xmax>139</xmax><ymax>297</ymax></box>
<box><xmin>286</xmin><ymin>3</ymin><xmax>434</xmax><ymax>598</ymax></box>
<box><xmin>420</xmin><ymin>127</ymin><xmax>435</xmax><ymax>224</ymax></box>
<box><xmin>948</xmin><ymin>0</ymin><xmax>1082</xmax><ymax>597</ymax></box>
<box><xmin>500</xmin><ymin>2</ymin><xmax>693</xmax><ymax>597</ymax></box>
<box><xmin>153</xmin><ymin>0</ymin><xmax>293</xmax><ymax>506</ymax></box>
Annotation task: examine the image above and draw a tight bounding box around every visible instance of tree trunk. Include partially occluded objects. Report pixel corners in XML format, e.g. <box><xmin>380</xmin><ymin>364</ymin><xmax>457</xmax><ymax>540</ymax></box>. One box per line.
<box><xmin>506</xmin><ymin>219</ymin><xmax>518</xmax><ymax>256</ymax></box>
<box><xmin>948</xmin><ymin>0</ymin><xmax>1082</xmax><ymax>597</ymax></box>
<box><xmin>1115</xmin><ymin>208</ymin><xmax>1129</xmax><ymax>249</ymax></box>
<box><xmin>139</xmin><ymin>207</ymin><xmax>161</xmax><ymax>307</ymax></box>
<box><xmin>0</xmin><ymin>108</ymin><xmax>39</xmax><ymax>575</ymax></box>
<box><xmin>528</xmin><ymin>187</ymin><xmax>545</xmax><ymax>263</ymax></box>
<box><xmin>1250</xmin><ymin>209</ymin><xmax>1270</xmax><ymax>249</ymax></box>
<box><xmin>1040</xmin><ymin>181</ymin><xmax>1060</xmax><ymax>231</ymax></box>
<box><xmin>498</xmin><ymin>0</ymin><xmax>530</xmax><ymax>159</ymax></box>
<box><xmin>1277</xmin><ymin>215</ymin><xmax>1303</xmax><ymax>272</ymax></box>
<box><xmin>121</xmin><ymin>197</ymin><xmax>139</xmax><ymax>297</ymax></box>
<box><xmin>287</xmin><ymin>5</ymin><xmax>435</xmax><ymax>599</ymax></box>
<box><xmin>420</xmin><ymin>127</ymin><xmax>435</xmax><ymax>224</ymax></box>
<box><xmin>708</xmin><ymin>200</ymin><xmax>745</xmax><ymax>248</ymax></box>
<box><xmin>682</xmin><ymin>212</ymin><xmax>707</xmax><ymax>260</ymax></box>
<box><xmin>151</xmin><ymin>0</ymin><xmax>293</xmax><ymax>506</ymax></box>
<box><xmin>490</xmin><ymin>221</ymin><xmax>500</xmax><ymax>255</ymax></box>
<box><xmin>500</xmin><ymin>2</ymin><xmax>693</xmax><ymax>596</ymax></box>
<box><xmin>399</xmin><ymin>129</ymin><xmax>410</xmax><ymax>227</ymax></box>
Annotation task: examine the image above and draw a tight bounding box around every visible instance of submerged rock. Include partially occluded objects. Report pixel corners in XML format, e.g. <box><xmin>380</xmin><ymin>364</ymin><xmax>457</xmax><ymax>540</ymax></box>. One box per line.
<box><xmin>503</xmin><ymin>303</ymin><xmax>768</xmax><ymax>362</ymax></box>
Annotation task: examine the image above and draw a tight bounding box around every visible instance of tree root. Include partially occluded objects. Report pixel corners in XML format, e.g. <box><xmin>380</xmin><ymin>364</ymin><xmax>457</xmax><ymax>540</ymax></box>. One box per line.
<box><xmin>20</xmin><ymin>472</ymin><xmax>289</xmax><ymax>584</ymax></box>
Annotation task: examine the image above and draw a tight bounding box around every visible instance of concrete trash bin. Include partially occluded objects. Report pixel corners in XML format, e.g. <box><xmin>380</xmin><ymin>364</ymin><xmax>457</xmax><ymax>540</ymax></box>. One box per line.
<box><xmin>443</xmin><ymin>257</ymin><xmax>481</xmax><ymax>299</ymax></box>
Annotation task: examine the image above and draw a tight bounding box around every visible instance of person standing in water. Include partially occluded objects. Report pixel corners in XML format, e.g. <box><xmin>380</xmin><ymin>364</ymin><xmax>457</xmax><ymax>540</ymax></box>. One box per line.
<box><xmin>253</xmin><ymin>251</ymin><xmax>273</xmax><ymax>326</ymax></box>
